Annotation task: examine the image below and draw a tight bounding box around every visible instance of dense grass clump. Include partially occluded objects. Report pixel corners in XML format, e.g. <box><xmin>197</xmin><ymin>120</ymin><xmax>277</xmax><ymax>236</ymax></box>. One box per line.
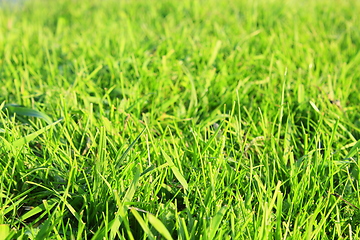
<box><xmin>0</xmin><ymin>0</ymin><xmax>360</xmax><ymax>239</ymax></box>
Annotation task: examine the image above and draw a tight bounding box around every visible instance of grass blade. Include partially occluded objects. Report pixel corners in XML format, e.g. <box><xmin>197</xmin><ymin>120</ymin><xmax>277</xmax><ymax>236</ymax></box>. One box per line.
<box><xmin>161</xmin><ymin>149</ymin><xmax>188</xmax><ymax>191</ymax></box>
<box><xmin>344</xmin><ymin>140</ymin><xmax>360</xmax><ymax>159</ymax></box>
<box><xmin>10</xmin><ymin>118</ymin><xmax>63</xmax><ymax>150</ymax></box>
<box><xmin>0</xmin><ymin>224</ymin><xmax>11</xmax><ymax>240</ymax></box>
<box><xmin>207</xmin><ymin>206</ymin><xmax>228</xmax><ymax>240</ymax></box>
<box><xmin>3</xmin><ymin>104</ymin><xmax>53</xmax><ymax>124</ymax></box>
<box><xmin>130</xmin><ymin>208</ymin><xmax>155</xmax><ymax>240</ymax></box>
<box><xmin>148</xmin><ymin>213</ymin><xmax>174</xmax><ymax>240</ymax></box>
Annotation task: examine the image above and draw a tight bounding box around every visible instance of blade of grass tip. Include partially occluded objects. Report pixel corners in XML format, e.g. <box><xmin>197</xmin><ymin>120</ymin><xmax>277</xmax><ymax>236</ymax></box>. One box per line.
<box><xmin>130</xmin><ymin>208</ymin><xmax>156</xmax><ymax>240</ymax></box>
<box><xmin>11</xmin><ymin>118</ymin><xmax>63</xmax><ymax>150</ymax></box>
<box><xmin>109</xmin><ymin>217</ymin><xmax>122</xmax><ymax>240</ymax></box>
<box><xmin>309</xmin><ymin>101</ymin><xmax>320</xmax><ymax>113</ymax></box>
<box><xmin>344</xmin><ymin>140</ymin><xmax>360</xmax><ymax>160</ymax></box>
<box><xmin>76</xmin><ymin>211</ymin><xmax>86</xmax><ymax>240</ymax></box>
<box><xmin>207</xmin><ymin>40</ymin><xmax>222</xmax><ymax>67</ymax></box>
<box><xmin>140</xmin><ymin>165</ymin><xmax>156</xmax><ymax>177</ymax></box>
<box><xmin>85</xmin><ymin>65</ymin><xmax>103</xmax><ymax>81</ymax></box>
<box><xmin>115</xmin><ymin>128</ymin><xmax>146</xmax><ymax>168</ymax></box>
<box><xmin>161</xmin><ymin>149</ymin><xmax>188</xmax><ymax>191</ymax></box>
<box><xmin>4</xmin><ymin>104</ymin><xmax>53</xmax><ymax>124</ymax></box>
<box><xmin>207</xmin><ymin>206</ymin><xmax>228</xmax><ymax>240</ymax></box>
<box><xmin>297</xmin><ymin>83</ymin><xmax>305</xmax><ymax>103</ymax></box>
<box><xmin>277</xmin><ymin>77</ymin><xmax>286</xmax><ymax>141</ymax></box>
<box><xmin>189</xmin><ymin>219</ymin><xmax>199</xmax><ymax>239</ymax></box>
<box><xmin>148</xmin><ymin>213</ymin><xmax>174</xmax><ymax>240</ymax></box>
<box><xmin>275</xmin><ymin>188</ymin><xmax>283</xmax><ymax>239</ymax></box>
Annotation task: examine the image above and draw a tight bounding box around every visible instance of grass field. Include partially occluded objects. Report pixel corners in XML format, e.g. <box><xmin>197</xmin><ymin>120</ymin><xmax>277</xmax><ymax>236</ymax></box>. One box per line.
<box><xmin>1</xmin><ymin>0</ymin><xmax>360</xmax><ymax>239</ymax></box>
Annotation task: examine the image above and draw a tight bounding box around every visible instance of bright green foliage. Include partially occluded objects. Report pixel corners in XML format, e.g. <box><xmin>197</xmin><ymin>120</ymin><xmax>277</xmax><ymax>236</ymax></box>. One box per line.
<box><xmin>0</xmin><ymin>0</ymin><xmax>360</xmax><ymax>239</ymax></box>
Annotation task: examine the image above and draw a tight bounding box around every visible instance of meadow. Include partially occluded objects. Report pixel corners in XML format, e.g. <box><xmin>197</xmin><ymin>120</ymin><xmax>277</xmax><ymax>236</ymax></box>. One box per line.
<box><xmin>0</xmin><ymin>0</ymin><xmax>360</xmax><ymax>239</ymax></box>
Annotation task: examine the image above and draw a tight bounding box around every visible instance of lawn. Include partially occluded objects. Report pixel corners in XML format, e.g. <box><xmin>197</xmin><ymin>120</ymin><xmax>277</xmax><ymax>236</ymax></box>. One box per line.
<box><xmin>0</xmin><ymin>0</ymin><xmax>360</xmax><ymax>239</ymax></box>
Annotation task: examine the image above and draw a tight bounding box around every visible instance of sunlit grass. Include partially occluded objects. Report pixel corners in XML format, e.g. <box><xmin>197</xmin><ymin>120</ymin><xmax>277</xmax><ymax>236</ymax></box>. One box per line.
<box><xmin>0</xmin><ymin>0</ymin><xmax>360</xmax><ymax>239</ymax></box>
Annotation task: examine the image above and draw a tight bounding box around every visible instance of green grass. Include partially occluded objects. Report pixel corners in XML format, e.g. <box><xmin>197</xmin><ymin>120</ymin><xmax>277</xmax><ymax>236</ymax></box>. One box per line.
<box><xmin>0</xmin><ymin>0</ymin><xmax>360</xmax><ymax>239</ymax></box>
